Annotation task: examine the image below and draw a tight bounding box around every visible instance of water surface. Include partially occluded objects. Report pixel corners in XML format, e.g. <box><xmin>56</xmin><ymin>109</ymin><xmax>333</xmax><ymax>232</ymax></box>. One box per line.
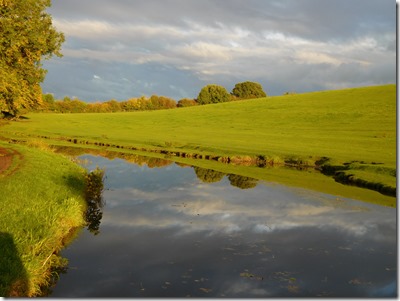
<box><xmin>50</xmin><ymin>154</ymin><xmax>396</xmax><ymax>297</ymax></box>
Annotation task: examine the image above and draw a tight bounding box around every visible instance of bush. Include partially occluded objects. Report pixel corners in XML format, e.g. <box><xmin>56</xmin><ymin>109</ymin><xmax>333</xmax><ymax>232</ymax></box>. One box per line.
<box><xmin>177</xmin><ymin>98</ymin><xmax>198</xmax><ymax>107</ymax></box>
<box><xmin>232</xmin><ymin>81</ymin><xmax>267</xmax><ymax>99</ymax></box>
<box><xmin>148</xmin><ymin>95</ymin><xmax>176</xmax><ymax>110</ymax></box>
<box><xmin>197</xmin><ymin>84</ymin><xmax>231</xmax><ymax>105</ymax></box>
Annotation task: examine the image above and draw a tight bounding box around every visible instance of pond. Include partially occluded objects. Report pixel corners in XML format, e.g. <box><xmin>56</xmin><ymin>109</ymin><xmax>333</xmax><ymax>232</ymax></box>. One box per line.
<box><xmin>49</xmin><ymin>154</ymin><xmax>396</xmax><ymax>298</ymax></box>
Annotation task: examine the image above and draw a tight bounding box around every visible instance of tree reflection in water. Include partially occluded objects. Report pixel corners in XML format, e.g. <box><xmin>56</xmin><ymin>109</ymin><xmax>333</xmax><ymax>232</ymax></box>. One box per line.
<box><xmin>228</xmin><ymin>174</ymin><xmax>258</xmax><ymax>189</ymax></box>
<box><xmin>193</xmin><ymin>166</ymin><xmax>225</xmax><ymax>183</ymax></box>
<box><xmin>81</xmin><ymin>157</ymin><xmax>259</xmax><ymax>235</ymax></box>
<box><xmin>84</xmin><ymin>168</ymin><xmax>105</xmax><ymax>235</ymax></box>
<box><xmin>54</xmin><ymin>146</ymin><xmax>260</xmax><ymax>236</ymax></box>
<box><xmin>193</xmin><ymin>166</ymin><xmax>258</xmax><ymax>189</ymax></box>
<box><xmin>54</xmin><ymin>146</ymin><xmax>260</xmax><ymax>191</ymax></box>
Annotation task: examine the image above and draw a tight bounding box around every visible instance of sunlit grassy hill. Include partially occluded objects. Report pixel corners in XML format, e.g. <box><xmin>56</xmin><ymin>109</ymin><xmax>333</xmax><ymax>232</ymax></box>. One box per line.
<box><xmin>2</xmin><ymin>84</ymin><xmax>396</xmax><ymax>167</ymax></box>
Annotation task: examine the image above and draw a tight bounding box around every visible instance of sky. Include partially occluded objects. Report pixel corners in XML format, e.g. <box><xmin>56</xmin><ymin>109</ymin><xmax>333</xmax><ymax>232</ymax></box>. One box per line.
<box><xmin>41</xmin><ymin>0</ymin><xmax>396</xmax><ymax>102</ymax></box>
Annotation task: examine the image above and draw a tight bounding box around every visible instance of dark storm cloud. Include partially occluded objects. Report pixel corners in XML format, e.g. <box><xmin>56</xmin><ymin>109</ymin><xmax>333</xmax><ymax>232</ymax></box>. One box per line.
<box><xmin>42</xmin><ymin>0</ymin><xmax>396</xmax><ymax>101</ymax></box>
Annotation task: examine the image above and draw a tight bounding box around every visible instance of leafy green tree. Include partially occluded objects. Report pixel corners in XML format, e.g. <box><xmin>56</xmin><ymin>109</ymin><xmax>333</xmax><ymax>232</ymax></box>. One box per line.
<box><xmin>42</xmin><ymin>93</ymin><xmax>55</xmax><ymax>104</ymax></box>
<box><xmin>197</xmin><ymin>84</ymin><xmax>231</xmax><ymax>105</ymax></box>
<box><xmin>0</xmin><ymin>0</ymin><xmax>65</xmax><ymax>117</ymax></box>
<box><xmin>232</xmin><ymin>81</ymin><xmax>267</xmax><ymax>99</ymax></box>
<box><xmin>40</xmin><ymin>93</ymin><xmax>55</xmax><ymax>111</ymax></box>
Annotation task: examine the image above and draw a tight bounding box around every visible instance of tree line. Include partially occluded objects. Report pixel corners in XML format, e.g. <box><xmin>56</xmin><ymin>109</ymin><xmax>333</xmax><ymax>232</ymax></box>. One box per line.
<box><xmin>35</xmin><ymin>81</ymin><xmax>267</xmax><ymax>114</ymax></box>
<box><xmin>39</xmin><ymin>95</ymin><xmax>179</xmax><ymax>113</ymax></box>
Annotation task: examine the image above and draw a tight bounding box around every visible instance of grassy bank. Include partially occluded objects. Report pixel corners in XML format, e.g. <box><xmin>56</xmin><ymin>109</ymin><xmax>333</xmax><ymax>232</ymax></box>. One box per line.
<box><xmin>0</xmin><ymin>84</ymin><xmax>396</xmax><ymax>203</ymax></box>
<box><xmin>0</xmin><ymin>142</ymin><xmax>87</xmax><ymax>296</ymax></box>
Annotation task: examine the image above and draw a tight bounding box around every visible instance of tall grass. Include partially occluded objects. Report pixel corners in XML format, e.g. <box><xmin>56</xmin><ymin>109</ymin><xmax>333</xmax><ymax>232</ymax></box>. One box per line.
<box><xmin>0</xmin><ymin>142</ymin><xmax>87</xmax><ymax>296</ymax></box>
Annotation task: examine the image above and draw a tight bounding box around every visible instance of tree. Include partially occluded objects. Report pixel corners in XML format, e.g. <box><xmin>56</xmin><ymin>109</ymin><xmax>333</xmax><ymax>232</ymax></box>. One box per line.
<box><xmin>41</xmin><ymin>93</ymin><xmax>55</xmax><ymax>111</ymax></box>
<box><xmin>149</xmin><ymin>95</ymin><xmax>176</xmax><ymax>110</ymax></box>
<box><xmin>197</xmin><ymin>84</ymin><xmax>231</xmax><ymax>105</ymax></box>
<box><xmin>231</xmin><ymin>81</ymin><xmax>267</xmax><ymax>99</ymax></box>
<box><xmin>0</xmin><ymin>0</ymin><xmax>65</xmax><ymax>117</ymax></box>
<box><xmin>54</xmin><ymin>97</ymin><xmax>87</xmax><ymax>113</ymax></box>
<box><xmin>177</xmin><ymin>98</ymin><xmax>197</xmax><ymax>107</ymax></box>
<box><xmin>103</xmin><ymin>99</ymin><xmax>121</xmax><ymax>112</ymax></box>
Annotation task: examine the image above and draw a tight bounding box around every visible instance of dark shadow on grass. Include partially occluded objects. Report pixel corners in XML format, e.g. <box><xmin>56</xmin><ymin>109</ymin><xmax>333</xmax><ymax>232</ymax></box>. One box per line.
<box><xmin>16</xmin><ymin>115</ymin><xmax>29</xmax><ymax>120</ymax></box>
<box><xmin>63</xmin><ymin>173</ymin><xmax>86</xmax><ymax>194</ymax></box>
<box><xmin>0</xmin><ymin>232</ymin><xmax>29</xmax><ymax>296</ymax></box>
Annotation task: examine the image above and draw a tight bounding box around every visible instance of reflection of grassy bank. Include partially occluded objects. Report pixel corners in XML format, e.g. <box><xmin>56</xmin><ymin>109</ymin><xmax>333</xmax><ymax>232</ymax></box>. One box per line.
<box><xmin>53</xmin><ymin>145</ymin><xmax>395</xmax><ymax>207</ymax></box>
<box><xmin>0</xmin><ymin>142</ymin><xmax>87</xmax><ymax>296</ymax></box>
<box><xmin>0</xmin><ymin>85</ymin><xmax>395</xmax><ymax>204</ymax></box>
<box><xmin>319</xmin><ymin>161</ymin><xmax>396</xmax><ymax>197</ymax></box>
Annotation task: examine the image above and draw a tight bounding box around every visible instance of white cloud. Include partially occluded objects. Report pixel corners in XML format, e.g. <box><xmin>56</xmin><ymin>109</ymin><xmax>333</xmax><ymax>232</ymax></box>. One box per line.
<box><xmin>54</xmin><ymin>19</ymin><xmax>114</xmax><ymax>40</ymax></box>
<box><xmin>295</xmin><ymin>51</ymin><xmax>343</xmax><ymax>66</ymax></box>
<box><xmin>174</xmin><ymin>42</ymin><xmax>233</xmax><ymax>61</ymax></box>
<box><xmin>98</xmin><ymin>181</ymin><xmax>393</xmax><ymax>240</ymax></box>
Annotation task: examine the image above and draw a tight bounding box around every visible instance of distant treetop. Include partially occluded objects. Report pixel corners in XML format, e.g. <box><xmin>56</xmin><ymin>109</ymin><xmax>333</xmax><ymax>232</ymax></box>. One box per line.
<box><xmin>197</xmin><ymin>84</ymin><xmax>231</xmax><ymax>105</ymax></box>
<box><xmin>232</xmin><ymin>81</ymin><xmax>267</xmax><ymax>99</ymax></box>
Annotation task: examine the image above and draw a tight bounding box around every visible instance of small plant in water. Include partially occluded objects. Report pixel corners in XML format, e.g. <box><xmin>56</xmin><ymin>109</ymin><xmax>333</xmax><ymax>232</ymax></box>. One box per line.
<box><xmin>84</xmin><ymin>167</ymin><xmax>105</xmax><ymax>235</ymax></box>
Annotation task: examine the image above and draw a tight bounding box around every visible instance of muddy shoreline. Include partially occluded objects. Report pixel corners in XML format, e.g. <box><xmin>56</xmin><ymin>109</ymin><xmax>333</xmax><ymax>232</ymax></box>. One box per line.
<box><xmin>0</xmin><ymin>147</ymin><xmax>22</xmax><ymax>176</ymax></box>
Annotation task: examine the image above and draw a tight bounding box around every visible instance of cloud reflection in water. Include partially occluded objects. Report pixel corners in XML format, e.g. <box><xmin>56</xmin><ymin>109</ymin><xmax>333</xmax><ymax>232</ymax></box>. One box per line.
<box><xmin>50</xmin><ymin>155</ymin><xmax>396</xmax><ymax>298</ymax></box>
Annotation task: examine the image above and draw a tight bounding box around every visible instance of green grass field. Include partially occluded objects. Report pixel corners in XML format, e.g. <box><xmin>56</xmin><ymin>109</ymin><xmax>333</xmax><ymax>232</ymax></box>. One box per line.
<box><xmin>0</xmin><ymin>142</ymin><xmax>87</xmax><ymax>296</ymax></box>
<box><xmin>2</xmin><ymin>84</ymin><xmax>396</xmax><ymax>164</ymax></box>
<box><xmin>0</xmin><ymin>84</ymin><xmax>396</xmax><ymax>205</ymax></box>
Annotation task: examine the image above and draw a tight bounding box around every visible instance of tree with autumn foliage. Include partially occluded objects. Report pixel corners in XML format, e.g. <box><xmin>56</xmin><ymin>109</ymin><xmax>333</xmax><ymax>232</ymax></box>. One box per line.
<box><xmin>0</xmin><ymin>0</ymin><xmax>64</xmax><ymax>117</ymax></box>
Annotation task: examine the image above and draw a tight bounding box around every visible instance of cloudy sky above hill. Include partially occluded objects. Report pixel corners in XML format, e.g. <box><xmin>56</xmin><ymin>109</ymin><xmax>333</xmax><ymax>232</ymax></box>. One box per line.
<box><xmin>41</xmin><ymin>0</ymin><xmax>396</xmax><ymax>102</ymax></box>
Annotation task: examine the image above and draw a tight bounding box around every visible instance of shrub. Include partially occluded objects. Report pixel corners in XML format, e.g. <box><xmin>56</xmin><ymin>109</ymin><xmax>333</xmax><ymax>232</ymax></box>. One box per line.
<box><xmin>197</xmin><ymin>84</ymin><xmax>231</xmax><ymax>105</ymax></box>
<box><xmin>232</xmin><ymin>81</ymin><xmax>267</xmax><ymax>99</ymax></box>
<box><xmin>149</xmin><ymin>95</ymin><xmax>176</xmax><ymax>110</ymax></box>
<box><xmin>177</xmin><ymin>98</ymin><xmax>198</xmax><ymax>107</ymax></box>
